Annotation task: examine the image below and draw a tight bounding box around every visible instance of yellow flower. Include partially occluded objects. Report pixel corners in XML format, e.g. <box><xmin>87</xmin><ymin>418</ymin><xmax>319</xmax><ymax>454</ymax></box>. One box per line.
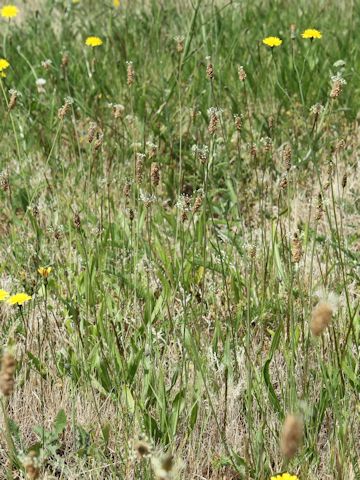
<box><xmin>38</xmin><ymin>267</ymin><xmax>52</xmax><ymax>278</ymax></box>
<box><xmin>263</xmin><ymin>36</ymin><xmax>282</xmax><ymax>47</ymax></box>
<box><xmin>1</xmin><ymin>5</ymin><xmax>19</xmax><ymax>18</ymax></box>
<box><xmin>0</xmin><ymin>289</ymin><xmax>9</xmax><ymax>301</ymax></box>
<box><xmin>301</xmin><ymin>28</ymin><xmax>322</xmax><ymax>39</ymax></box>
<box><xmin>7</xmin><ymin>293</ymin><xmax>32</xmax><ymax>306</ymax></box>
<box><xmin>0</xmin><ymin>58</ymin><xmax>10</xmax><ymax>71</ymax></box>
<box><xmin>85</xmin><ymin>36</ymin><xmax>103</xmax><ymax>47</ymax></box>
<box><xmin>271</xmin><ymin>474</ymin><xmax>299</xmax><ymax>480</ymax></box>
<box><xmin>113</xmin><ymin>0</ymin><xmax>120</xmax><ymax>7</ymax></box>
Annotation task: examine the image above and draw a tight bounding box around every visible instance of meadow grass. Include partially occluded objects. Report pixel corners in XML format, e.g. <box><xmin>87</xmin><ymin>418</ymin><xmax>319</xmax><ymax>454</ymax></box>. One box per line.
<box><xmin>0</xmin><ymin>0</ymin><xmax>359</xmax><ymax>478</ymax></box>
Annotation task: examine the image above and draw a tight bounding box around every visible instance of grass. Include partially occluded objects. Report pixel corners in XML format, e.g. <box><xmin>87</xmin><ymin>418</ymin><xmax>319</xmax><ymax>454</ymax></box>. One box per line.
<box><xmin>0</xmin><ymin>0</ymin><xmax>359</xmax><ymax>478</ymax></box>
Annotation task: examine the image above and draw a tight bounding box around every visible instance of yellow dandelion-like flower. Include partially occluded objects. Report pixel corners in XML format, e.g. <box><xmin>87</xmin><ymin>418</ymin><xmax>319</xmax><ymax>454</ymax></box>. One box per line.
<box><xmin>263</xmin><ymin>36</ymin><xmax>282</xmax><ymax>47</ymax></box>
<box><xmin>301</xmin><ymin>28</ymin><xmax>322</xmax><ymax>39</ymax></box>
<box><xmin>85</xmin><ymin>36</ymin><xmax>103</xmax><ymax>47</ymax></box>
<box><xmin>38</xmin><ymin>267</ymin><xmax>52</xmax><ymax>278</ymax></box>
<box><xmin>1</xmin><ymin>5</ymin><xmax>19</xmax><ymax>18</ymax></box>
<box><xmin>0</xmin><ymin>290</ymin><xmax>9</xmax><ymax>301</ymax></box>
<box><xmin>113</xmin><ymin>0</ymin><xmax>120</xmax><ymax>7</ymax></box>
<box><xmin>7</xmin><ymin>293</ymin><xmax>32</xmax><ymax>306</ymax></box>
<box><xmin>0</xmin><ymin>58</ymin><xmax>10</xmax><ymax>71</ymax></box>
<box><xmin>271</xmin><ymin>474</ymin><xmax>299</xmax><ymax>480</ymax></box>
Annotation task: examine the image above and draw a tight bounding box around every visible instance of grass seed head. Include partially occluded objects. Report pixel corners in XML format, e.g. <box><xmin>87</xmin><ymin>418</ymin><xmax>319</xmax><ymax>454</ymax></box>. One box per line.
<box><xmin>291</xmin><ymin>233</ymin><xmax>302</xmax><ymax>263</ymax></box>
<box><xmin>311</xmin><ymin>301</ymin><xmax>333</xmax><ymax>336</ymax></box>
<box><xmin>341</xmin><ymin>173</ymin><xmax>347</xmax><ymax>189</ymax></box>
<box><xmin>315</xmin><ymin>193</ymin><xmax>323</xmax><ymax>221</ymax></box>
<box><xmin>0</xmin><ymin>351</ymin><xmax>16</xmax><ymax>397</ymax></box>
<box><xmin>134</xmin><ymin>438</ymin><xmax>152</xmax><ymax>459</ymax></box>
<box><xmin>280</xmin><ymin>414</ymin><xmax>303</xmax><ymax>458</ymax></box>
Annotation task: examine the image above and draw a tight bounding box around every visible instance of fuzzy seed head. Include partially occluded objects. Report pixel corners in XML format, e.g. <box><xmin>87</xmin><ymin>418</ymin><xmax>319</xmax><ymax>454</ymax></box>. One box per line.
<box><xmin>134</xmin><ymin>439</ymin><xmax>152</xmax><ymax>459</ymax></box>
<box><xmin>280</xmin><ymin>414</ymin><xmax>303</xmax><ymax>459</ymax></box>
<box><xmin>311</xmin><ymin>301</ymin><xmax>333</xmax><ymax>336</ymax></box>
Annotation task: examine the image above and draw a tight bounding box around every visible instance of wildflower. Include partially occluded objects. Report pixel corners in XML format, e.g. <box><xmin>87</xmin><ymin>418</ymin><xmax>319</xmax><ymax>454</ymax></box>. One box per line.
<box><xmin>280</xmin><ymin>414</ymin><xmax>303</xmax><ymax>458</ymax></box>
<box><xmin>234</xmin><ymin>114</ymin><xmax>243</xmax><ymax>132</ymax></box>
<box><xmin>58</xmin><ymin>96</ymin><xmax>73</xmax><ymax>119</ymax></box>
<box><xmin>301</xmin><ymin>28</ymin><xmax>322</xmax><ymax>39</ymax></box>
<box><xmin>193</xmin><ymin>193</ymin><xmax>203</xmax><ymax>214</ymax></box>
<box><xmin>330</xmin><ymin>73</ymin><xmax>346</xmax><ymax>99</ymax></box>
<box><xmin>207</xmin><ymin>107</ymin><xmax>221</xmax><ymax>135</ymax></box>
<box><xmin>7</xmin><ymin>293</ymin><xmax>32</xmax><ymax>306</ymax></box>
<box><xmin>174</xmin><ymin>35</ymin><xmax>184</xmax><ymax>53</ymax></box>
<box><xmin>262</xmin><ymin>36</ymin><xmax>282</xmax><ymax>47</ymax></box>
<box><xmin>36</xmin><ymin>78</ymin><xmax>46</xmax><ymax>94</ymax></box>
<box><xmin>85</xmin><ymin>36</ymin><xmax>103</xmax><ymax>47</ymax></box>
<box><xmin>0</xmin><ymin>58</ymin><xmax>10</xmax><ymax>71</ymax></box>
<box><xmin>0</xmin><ymin>58</ymin><xmax>10</xmax><ymax>78</ymax></box>
<box><xmin>112</xmin><ymin>103</ymin><xmax>125</xmax><ymax>119</ymax></box>
<box><xmin>1</xmin><ymin>5</ymin><xmax>19</xmax><ymax>18</ymax></box>
<box><xmin>238</xmin><ymin>65</ymin><xmax>246</xmax><ymax>81</ymax></box>
<box><xmin>271</xmin><ymin>474</ymin><xmax>299</xmax><ymax>480</ymax></box>
<box><xmin>41</xmin><ymin>59</ymin><xmax>52</xmax><ymax>70</ymax></box>
<box><xmin>0</xmin><ymin>289</ymin><xmax>9</xmax><ymax>301</ymax></box>
<box><xmin>38</xmin><ymin>267</ymin><xmax>52</xmax><ymax>278</ymax></box>
<box><xmin>113</xmin><ymin>0</ymin><xmax>120</xmax><ymax>7</ymax></box>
